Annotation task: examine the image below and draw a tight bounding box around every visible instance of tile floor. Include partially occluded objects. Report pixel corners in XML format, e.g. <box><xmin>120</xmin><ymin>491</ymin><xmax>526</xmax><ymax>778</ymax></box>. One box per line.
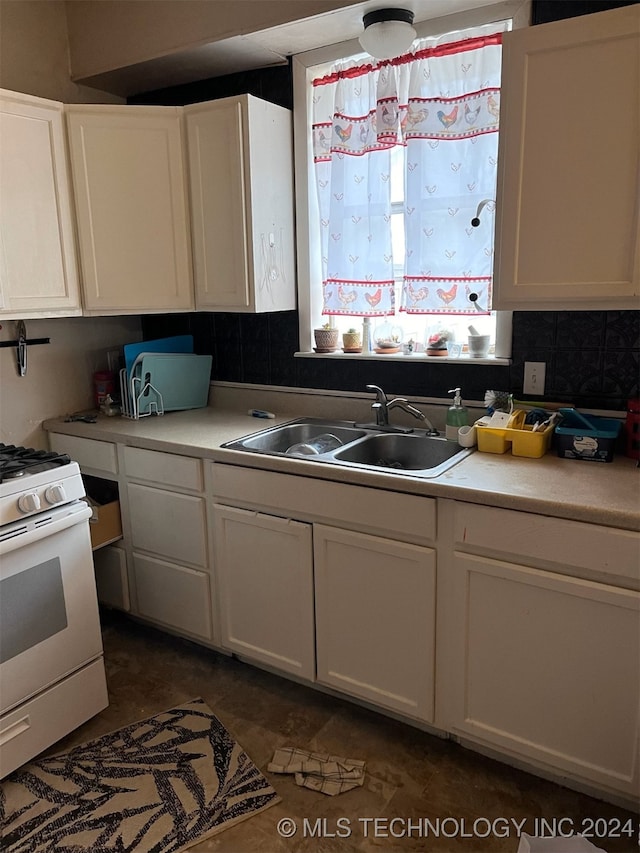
<box><xmin>53</xmin><ymin>611</ymin><xmax>638</xmax><ymax>853</ymax></box>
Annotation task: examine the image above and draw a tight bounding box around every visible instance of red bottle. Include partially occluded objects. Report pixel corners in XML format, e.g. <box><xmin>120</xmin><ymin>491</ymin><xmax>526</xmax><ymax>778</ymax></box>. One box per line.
<box><xmin>93</xmin><ymin>371</ymin><xmax>115</xmax><ymax>407</ymax></box>
<box><xmin>625</xmin><ymin>398</ymin><xmax>640</xmax><ymax>460</ymax></box>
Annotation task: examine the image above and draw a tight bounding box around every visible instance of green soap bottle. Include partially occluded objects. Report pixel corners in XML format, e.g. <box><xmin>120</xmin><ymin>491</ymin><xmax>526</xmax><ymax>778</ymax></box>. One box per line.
<box><xmin>446</xmin><ymin>387</ymin><xmax>469</xmax><ymax>441</ymax></box>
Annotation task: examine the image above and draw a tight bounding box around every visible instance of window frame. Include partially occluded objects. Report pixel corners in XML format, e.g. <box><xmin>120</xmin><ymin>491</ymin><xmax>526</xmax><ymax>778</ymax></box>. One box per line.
<box><xmin>292</xmin><ymin>0</ymin><xmax>531</xmax><ymax>363</ymax></box>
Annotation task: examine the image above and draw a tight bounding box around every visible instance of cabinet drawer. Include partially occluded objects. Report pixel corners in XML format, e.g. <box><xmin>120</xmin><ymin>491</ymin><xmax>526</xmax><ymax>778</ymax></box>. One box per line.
<box><xmin>453</xmin><ymin>503</ymin><xmax>639</xmax><ymax>584</ymax></box>
<box><xmin>49</xmin><ymin>433</ymin><xmax>117</xmax><ymax>476</ymax></box>
<box><xmin>127</xmin><ymin>483</ymin><xmax>207</xmax><ymax>567</ymax></box>
<box><xmin>132</xmin><ymin>552</ymin><xmax>212</xmax><ymax>640</ymax></box>
<box><xmin>93</xmin><ymin>545</ymin><xmax>129</xmax><ymax>611</ymax></box>
<box><xmin>123</xmin><ymin>446</ymin><xmax>202</xmax><ymax>491</ymax></box>
<box><xmin>0</xmin><ymin>658</ymin><xmax>108</xmax><ymax>779</ymax></box>
<box><xmin>210</xmin><ymin>463</ymin><xmax>436</xmax><ymax>544</ymax></box>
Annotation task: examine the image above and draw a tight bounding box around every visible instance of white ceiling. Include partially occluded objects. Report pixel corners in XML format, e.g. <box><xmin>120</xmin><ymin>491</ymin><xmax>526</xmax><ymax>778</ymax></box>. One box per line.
<box><xmin>80</xmin><ymin>0</ymin><xmax>518</xmax><ymax>96</ymax></box>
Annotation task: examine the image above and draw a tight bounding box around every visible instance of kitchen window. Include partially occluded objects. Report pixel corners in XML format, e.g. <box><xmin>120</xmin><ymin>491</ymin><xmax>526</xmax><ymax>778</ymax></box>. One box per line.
<box><xmin>292</xmin><ymin>15</ymin><xmax>515</xmax><ymax>362</ymax></box>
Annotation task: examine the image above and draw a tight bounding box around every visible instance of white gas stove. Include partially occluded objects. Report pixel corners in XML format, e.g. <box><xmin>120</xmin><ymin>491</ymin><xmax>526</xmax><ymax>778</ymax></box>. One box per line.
<box><xmin>0</xmin><ymin>443</ymin><xmax>108</xmax><ymax>779</ymax></box>
<box><xmin>0</xmin><ymin>444</ymin><xmax>86</xmax><ymax>528</ymax></box>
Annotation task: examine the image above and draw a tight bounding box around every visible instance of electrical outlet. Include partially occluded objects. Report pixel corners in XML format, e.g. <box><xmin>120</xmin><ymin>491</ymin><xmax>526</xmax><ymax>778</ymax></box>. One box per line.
<box><xmin>523</xmin><ymin>361</ymin><xmax>546</xmax><ymax>396</ymax></box>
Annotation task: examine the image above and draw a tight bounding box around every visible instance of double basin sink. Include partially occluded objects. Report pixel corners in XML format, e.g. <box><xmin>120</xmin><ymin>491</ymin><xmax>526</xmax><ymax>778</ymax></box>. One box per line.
<box><xmin>222</xmin><ymin>418</ymin><xmax>472</xmax><ymax>479</ymax></box>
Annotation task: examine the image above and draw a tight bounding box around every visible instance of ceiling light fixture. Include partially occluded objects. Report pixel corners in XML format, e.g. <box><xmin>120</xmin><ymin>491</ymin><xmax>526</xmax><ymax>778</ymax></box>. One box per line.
<box><xmin>359</xmin><ymin>8</ymin><xmax>417</xmax><ymax>60</ymax></box>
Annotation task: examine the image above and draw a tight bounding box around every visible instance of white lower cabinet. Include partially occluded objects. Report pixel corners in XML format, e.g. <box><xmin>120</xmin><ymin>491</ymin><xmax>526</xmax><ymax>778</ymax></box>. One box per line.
<box><xmin>442</xmin><ymin>553</ymin><xmax>640</xmax><ymax>799</ymax></box>
<box><xmin>123</xmin><ymin>450</ymin><xmax>213</xmax><ymax>643</ymax></box>
<box><xmin>438</xmin><ymin>501</ymin><xmax>640</xmax><ymax>803</ymax></box>
<box><xmin>42</xmin><ymin>440</ymin><xmax>640</xmax><ymax>807</ymax></box>
<box><xmin>213</xmin><ymin>505</ymin><xmax>314</xmax><ymax>679</ymax></box>
<box><xmin>132</xmin><ymin>552</ymin><xmax>212</xmax><ymax>641</ymax></box>
<box><xmin>314</xmin><ymin>524</ymin><xmax>436</xmax><ymax>724</ymax></box>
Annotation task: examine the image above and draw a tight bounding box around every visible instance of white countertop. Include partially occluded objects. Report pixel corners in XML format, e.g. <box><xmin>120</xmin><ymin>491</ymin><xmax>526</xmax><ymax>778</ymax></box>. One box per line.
<box><xmin>43</xmin><ymin>406</ymin><xmax>640</xmax><ymax>532</ymax></box>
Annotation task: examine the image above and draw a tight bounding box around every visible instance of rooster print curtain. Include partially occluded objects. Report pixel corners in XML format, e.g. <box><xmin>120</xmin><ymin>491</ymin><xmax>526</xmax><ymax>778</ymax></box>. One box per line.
<box><xmin>312</xmin><ymin>22</ymin><xmax>505</xmax><ymax>318</ymax></box>
<box><xmin>402</xmin><ymin>25</ymin><xmax>504</xmax><ymax>315</ymax></box>
<box><xmin>312</xmin><ymin>63</ymin><xmax>397</xmax><ymax>316</ymax></box>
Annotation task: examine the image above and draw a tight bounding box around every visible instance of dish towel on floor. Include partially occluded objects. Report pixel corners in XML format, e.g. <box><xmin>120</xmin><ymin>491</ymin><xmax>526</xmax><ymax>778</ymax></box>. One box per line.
<box><xmin>268</xmin><ymin>747</ymin><xmax>366</xmax><ymax>796</ymax></box>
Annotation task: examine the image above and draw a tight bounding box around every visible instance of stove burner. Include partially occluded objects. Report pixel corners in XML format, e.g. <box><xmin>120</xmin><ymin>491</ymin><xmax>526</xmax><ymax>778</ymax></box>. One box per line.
<box><xmin>3</xmin><ymin>466</ymin><xmax>25</xmax><ymax>479</ymax></box>
<box><xmin>0</xmin><ymin>444</ymin><xmax>72</xmax><ymax>483</ymax></box>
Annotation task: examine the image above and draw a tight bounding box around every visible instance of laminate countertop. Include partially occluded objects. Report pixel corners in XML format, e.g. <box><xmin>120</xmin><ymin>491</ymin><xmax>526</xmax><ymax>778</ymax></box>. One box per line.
<box><xmin>44</xmin><ymin>407</ymin><xmax>640</xmax><ymax>532</ymax></box>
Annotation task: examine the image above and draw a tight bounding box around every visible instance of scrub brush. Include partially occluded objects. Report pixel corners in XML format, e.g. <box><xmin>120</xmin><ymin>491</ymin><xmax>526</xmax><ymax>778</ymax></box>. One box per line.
<box><xmin>484</xmin><ymin>390</ymin><xmax>512</xmax><ymax>414</ymax></box>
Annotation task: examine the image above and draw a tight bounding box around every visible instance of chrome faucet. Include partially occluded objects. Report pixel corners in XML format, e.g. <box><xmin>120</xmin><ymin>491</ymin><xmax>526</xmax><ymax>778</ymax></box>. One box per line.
<box><xmin>365</xmin><ymin>385</ymin><xmax>439</xmax><ymax>435</ymax></box>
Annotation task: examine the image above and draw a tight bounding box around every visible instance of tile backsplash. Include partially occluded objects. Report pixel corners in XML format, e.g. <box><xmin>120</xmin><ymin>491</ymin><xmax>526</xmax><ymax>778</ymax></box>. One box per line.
<box><xmin>141</xmin><ymin>310</ymin><xmax>639</xmax><ymax>411</ymax></box>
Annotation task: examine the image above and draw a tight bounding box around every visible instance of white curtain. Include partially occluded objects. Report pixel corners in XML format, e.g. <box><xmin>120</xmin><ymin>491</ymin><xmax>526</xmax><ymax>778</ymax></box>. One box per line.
<box><xmin>312</xmin><ymin>22</ymin><xmax>506</xmax><ymax>319</ymax></box>
<box><xmin>401</xmin><ymin>24</ymin><xmax>505</xmax><ymax>314</ymax></box>
<box><xmin>312</xmin><ymin>62</ymin><xmax>397</xmax><ymax>317</ymax></box>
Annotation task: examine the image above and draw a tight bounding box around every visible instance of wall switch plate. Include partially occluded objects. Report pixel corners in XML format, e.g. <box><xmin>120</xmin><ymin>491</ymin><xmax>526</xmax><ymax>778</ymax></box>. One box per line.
<box><xmin>523</xmin><ymin>361</ymin><xmax>546</xmax><ymax>396</ymax></box>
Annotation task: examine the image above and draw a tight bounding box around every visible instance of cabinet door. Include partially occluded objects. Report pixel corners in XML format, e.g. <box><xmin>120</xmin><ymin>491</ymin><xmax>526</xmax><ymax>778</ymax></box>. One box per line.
<box><xmin>0</xmin><ymin>90</ymin><xmax>81</xmax><ymax>318</ymax></box>
<box><xmin>127</xmin><ymin>482</ymin><xmax>207</xmax><ymax>568</ymax></box>
<box><xmin>440</xmin><ymin>552</ymin><xmax>640</xmax><ymax>798</ymax></box>
<box><xmin>186</xmin><ymin>98</ymin><xmax>250</xmax><ymax>311</ymax></box>
<box><xmin>185</xmin><ymin>95</ymin><xmax>295</xmax><ymax>312</ymax></box>
<box><xmin>314</xmin><ymin>525</ymin><xmax>436</xmax><ymax>723</ymax></box>
<box><xmin>213</xmin><ymin>505</ymin><xmax>314</xmax><ymax>680</ymax></box>
<box><xmin>66</xmin><ymin>105</ymin><xmax>193</xmax><ymax>314</ymax></box>
<box><xmin>493</xmin><ymin>6</ymin><xmax>639</xmax><ymax>309</ymax></box>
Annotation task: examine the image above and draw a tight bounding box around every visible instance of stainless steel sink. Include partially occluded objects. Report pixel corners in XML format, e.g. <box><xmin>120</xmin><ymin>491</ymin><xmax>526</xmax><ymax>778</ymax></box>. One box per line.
<box><xmin>233</xmin><ymin>421</ymin><xmax>367</xmax><ymax>454</ymax></box>
<box><xmin>333</xmin><ymin>432</ymin><xmax>465</xmax><ymax>470</ymax></box>
<box><xmin>222</xmin><ymin>417</ymin><xmax>472</xmax><ymax>478</ymax></box>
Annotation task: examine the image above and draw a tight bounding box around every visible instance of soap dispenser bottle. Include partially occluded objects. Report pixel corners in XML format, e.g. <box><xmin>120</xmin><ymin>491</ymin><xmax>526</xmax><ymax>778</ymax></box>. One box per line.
<box><xmin>446</xmin><ymin>387</ymin><xmax>469</xmax><ymax>441</ymax></box>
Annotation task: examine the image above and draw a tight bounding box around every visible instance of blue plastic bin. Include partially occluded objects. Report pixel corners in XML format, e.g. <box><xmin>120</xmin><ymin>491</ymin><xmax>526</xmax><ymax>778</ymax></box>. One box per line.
<box><xmin>555</xmin><ymin>408</ymin><xmax>622</xmax><ymax>462</ymax></box>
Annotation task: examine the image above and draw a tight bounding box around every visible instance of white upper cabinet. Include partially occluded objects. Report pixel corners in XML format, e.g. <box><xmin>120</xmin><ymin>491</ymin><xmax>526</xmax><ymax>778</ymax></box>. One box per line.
<box><xmin>493</xmin><ymin>6</ymin><xmax>640</xmax><ymax>310</ymax></box>
<box><xmin>66</xmin><ymin>105</ymin><xmax>194</xmax><ymax>315</ymax></box>
<box><xmin>185</xmin><ymin>95</ymin><xmax>296</xmax><ymax>312</ymax></box>
<box><xmin>0</xmin><ymin>90</ymin><xmax>82</xmax><ymax>319</ymax></box>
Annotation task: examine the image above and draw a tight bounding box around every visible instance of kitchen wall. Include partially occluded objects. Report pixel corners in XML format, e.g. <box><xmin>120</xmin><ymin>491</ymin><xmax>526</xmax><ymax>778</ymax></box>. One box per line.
<box><xmin>0</xmin><ymin>0</ymin><xmax>123</xmax><ymax>103</ymax></box>
<box><xmin>0</xmin><ymin>316</ymin><xmax>142</xmax><ymax>449</ymax></box>
<box><xmin>64</xmin><ymin>0</ymin><xmax>361</xmax><ymax>85</ymax></box>
<box><xmin>0</xmin><ymin>1</ymin><xmax>139</xmax><ymax>449</ymax></box>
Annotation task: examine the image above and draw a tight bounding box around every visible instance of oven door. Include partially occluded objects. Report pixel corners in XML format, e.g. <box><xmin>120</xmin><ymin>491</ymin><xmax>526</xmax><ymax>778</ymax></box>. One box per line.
<box><xmin>0</xmin><ymin>501</ymin><xmax>104</xmax><ymax>715</ymax></box>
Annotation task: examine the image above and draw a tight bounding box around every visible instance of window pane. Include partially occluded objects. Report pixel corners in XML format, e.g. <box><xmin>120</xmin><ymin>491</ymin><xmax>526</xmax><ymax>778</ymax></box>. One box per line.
<box><xmin>391</xmin><ymin>213</ymin><xmax>405</xmax><ymax>274</ymax></box>
<box><xmin>390</xmin><ymin>146</ymin><xmax>404</xmax><ymax>205</ymax></box>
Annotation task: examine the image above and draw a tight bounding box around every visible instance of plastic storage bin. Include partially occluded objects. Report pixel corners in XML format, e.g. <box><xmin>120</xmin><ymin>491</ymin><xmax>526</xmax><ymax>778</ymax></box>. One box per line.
<box><xmin>555</xmin><ymin>408</ymin><xmax>622</xmax><ymax>463</ymax></box>
<box><xmin>476</xmin><ymin>422</ymin><xmax>554</xmax><ymax>458</ymax></box>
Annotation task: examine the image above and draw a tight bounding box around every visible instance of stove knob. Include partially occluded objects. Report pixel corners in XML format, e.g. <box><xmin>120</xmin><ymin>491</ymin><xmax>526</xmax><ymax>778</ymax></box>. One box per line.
<box><xmin>45</xmin><ymin>484</ymin><xmax>67</xmax><ymax>505</ymax></box>
<box><xmin>18</xmin><ymin>492</ymin><xmax>41</xmax><ymax>513</ymax></box>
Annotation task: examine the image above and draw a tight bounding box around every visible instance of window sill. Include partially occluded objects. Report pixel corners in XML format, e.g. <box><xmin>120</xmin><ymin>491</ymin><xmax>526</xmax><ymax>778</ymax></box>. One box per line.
<box><xmin>294</xmin><ymin>351</ymin><xmax>510</xmax><ymax>366</ymax></box>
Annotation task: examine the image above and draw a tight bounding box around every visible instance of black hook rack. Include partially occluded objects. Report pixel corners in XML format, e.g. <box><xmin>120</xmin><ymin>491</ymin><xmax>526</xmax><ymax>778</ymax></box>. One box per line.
<box><xmin>0</xmin><ymin>320</ymin><xmax>51</xmax><ymax>376</ymax></box>
<box><xmin>0</xmin><ymin>337</ymin><xmax>50</xmax><ymax>348</ymax></box>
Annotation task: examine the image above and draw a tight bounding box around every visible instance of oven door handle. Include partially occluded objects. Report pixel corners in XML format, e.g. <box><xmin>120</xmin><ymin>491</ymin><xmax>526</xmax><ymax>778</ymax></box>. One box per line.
<box><xmin>0</xmin><ymin>714</ymin><xmax>31</xmax><ymax>746</ymax></box>
<box><xmin>0</xmin><ymin>503</ymin><xmax>92</xmax><ymax>556</ymax></box>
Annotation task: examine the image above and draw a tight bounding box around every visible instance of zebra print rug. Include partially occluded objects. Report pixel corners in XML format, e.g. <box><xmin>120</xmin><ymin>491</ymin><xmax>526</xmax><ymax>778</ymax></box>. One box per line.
<box><xmin>1</xmin><ymin>698</ymin><xmax>280</xmax><ymax>852</ymax></box>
